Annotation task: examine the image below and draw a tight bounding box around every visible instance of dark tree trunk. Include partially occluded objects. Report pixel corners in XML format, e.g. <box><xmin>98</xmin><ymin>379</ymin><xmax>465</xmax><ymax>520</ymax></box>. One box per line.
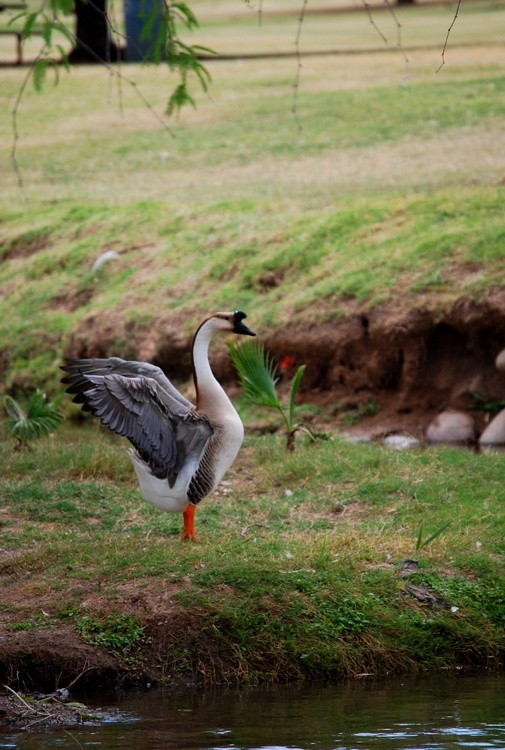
<box><xmin>69</xmin><ymin>0</ymin><xmax>122</xmax><ymax>63</ymax></box>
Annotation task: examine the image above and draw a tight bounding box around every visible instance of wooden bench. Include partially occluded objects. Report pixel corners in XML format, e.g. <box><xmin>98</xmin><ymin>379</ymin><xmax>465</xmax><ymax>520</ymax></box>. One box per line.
<box><xmin>0</xmin><ymin>29</ymin><xmax>25</xmax><ymax>64</ymax></box>
<box><xmin>0</xmin><ymin>1</ymin><xmax>36</xmax><ymax>65</ymax></box>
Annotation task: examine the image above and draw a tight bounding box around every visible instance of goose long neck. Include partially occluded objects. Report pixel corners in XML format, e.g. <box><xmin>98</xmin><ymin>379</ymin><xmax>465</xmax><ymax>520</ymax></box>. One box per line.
<box><xmin>192</xmin><ymin>321</ymin><xmax>231</xmax><ymax>413</ymax></box>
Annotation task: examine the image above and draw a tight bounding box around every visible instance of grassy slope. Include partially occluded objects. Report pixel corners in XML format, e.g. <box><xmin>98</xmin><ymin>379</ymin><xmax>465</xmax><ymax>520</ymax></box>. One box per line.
<box><xmin>1</xmin><ymin>184</ymin><xmax>505</xmax><ymax>392</ymax></box>
<box><xmin>1</xmin><ymin>60</ymin><xmax>504</xmax><ymax>391</ymax></box>
<box><xmin>0</xmin><ymin>3</ymin><xmax>504</xmax><ymax>682</ymax></box>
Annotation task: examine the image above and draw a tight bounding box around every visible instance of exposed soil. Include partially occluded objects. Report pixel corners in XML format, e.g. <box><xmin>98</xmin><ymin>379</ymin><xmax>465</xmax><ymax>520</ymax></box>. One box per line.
<box><xmin>64</xmin><ymin>289</ymin><xmax>505</xmax><ymax>441</ymax></box>
<box><xmin>0</xmin><ymin>626</ymin><xmax>121</xmax><ymax>690</ymax></box>
<box><xmin>264</xmin><ymin>290</ymin><xmax>505</xmax><ymax>440</ymax></box>
<box><xmin>0</xmin><ymin>627</ymin><xmax>124</xmax><ymax>731</ymax></box>
<box><xmin>1</xmin><ymin>232</ymin><xmax>52</xmax><ymax>262</ymax></box>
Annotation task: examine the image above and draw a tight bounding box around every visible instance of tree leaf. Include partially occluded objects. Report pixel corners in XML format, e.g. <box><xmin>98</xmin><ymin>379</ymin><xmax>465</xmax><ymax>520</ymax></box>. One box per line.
<box><xmin>172</xmin><ymin>2</ymin><xmax>199</xmax><ymax>29</ymax></box>
<box><xmin>33</xmin><ymin>60</ymin><xmax>47</xmax><ymax>92</ymax></box>
<box><xmin>42</xmin><ymin>19</ymin><xmax>53</xmax><ymax>47</ymax></box>
<box><xmin>166</xmin><ymin>83</ymin><xmax>195</xmax><ymax>117</ymax></box>
<box><xmin>56</xmin><ymin>44</ymin><xmax>71</xmax><ymax>70</ymax></box>
<box><xmin>7</xmin><ymin>12</ymin><xmax>27</xmax><ymax>27</ymax></box>
<box><xmin>49</xmin><ymin>0</ymin><xmax>74</xmax><ymax>15</ymax></box>
<box><xmin>191</xmin><ymin>44</ymin><xmax>216</xmax><ymax>56</ymax></box>
<box><xmin>22</xmin><ymin>12</ymin><xmax>39</xmax><ymax>40</ymax></box>
<box><xmin>51</xmin><ymin>20</ymin><xmax>76</xmax><ymax>46</ymax></box>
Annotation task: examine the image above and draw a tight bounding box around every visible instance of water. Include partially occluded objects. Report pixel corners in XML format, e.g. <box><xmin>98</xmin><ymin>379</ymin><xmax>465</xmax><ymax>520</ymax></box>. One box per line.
<box><xmin>1</xmin><ymin>673</ymin><xmax>504</xmax><ymax>749</ymax></box>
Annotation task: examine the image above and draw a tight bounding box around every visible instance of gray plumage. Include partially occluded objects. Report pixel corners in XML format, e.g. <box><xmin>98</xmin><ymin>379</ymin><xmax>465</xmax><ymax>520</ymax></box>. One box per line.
<box><xmin>60</xmin><ymin>311</ymin><xmax>256</xmax><ymax>537</ymax></box>
<box><xmin>61</xmin><ymin>357</ymin><xmax>213</xmax><ymax>490</ymax></box>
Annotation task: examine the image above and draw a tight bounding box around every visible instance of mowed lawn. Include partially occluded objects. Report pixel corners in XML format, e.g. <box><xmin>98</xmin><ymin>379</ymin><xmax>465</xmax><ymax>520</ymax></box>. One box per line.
<box><xmin>0</xmin><ymin>1</ymin><xmax>504</xmax><ymax>207</ymax></box>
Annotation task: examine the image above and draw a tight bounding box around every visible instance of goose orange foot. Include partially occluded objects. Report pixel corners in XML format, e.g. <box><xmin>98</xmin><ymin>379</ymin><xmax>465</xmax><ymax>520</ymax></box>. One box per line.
<box><xmin>182</xmin><ymin>505</ymin><xmax>197</xmax><ymax>541</ymax></box>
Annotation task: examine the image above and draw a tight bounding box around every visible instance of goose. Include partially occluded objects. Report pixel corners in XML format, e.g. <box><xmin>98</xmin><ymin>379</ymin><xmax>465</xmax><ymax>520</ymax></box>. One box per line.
<box><xmin>61</xmin><ymin>311</ymin><xmax>256</xmax><ymax>540</ymax></box>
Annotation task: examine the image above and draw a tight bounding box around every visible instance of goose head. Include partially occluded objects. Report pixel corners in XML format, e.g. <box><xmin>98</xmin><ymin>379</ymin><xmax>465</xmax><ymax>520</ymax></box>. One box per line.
<box><xmin>206</xmin><ymin>310</ymin><xmax>256</xmax><ymax>337</ymax></box>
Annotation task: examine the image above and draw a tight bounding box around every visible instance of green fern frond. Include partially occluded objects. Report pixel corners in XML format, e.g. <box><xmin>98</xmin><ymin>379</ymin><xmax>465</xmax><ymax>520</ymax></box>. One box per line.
<box><xmin>4</xmin><ymin>395</ymin><xmax>25</xmax><ymax>422</ymax></box>
<box><xmin>228</xmin><ymin>339</ymin><xmax>281</xmax><ymax>410</ymax></box>
<box><xmin>229</xmin><ymin>340</ymin><xmax>310</xmax><ymax>450</ymax></box>
<box><xmin>4</xmin><ymin>391</ymin><xmax>63</xmax><ymax>444</ymax></box>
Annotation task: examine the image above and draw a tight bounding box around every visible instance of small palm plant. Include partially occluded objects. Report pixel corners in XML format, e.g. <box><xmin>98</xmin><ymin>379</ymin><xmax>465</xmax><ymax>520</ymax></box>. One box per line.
<box><xmin>228</xmin><ymin>339</ymin><xmax>313</xmax><ymax>451</ymax></box>
<box><xmin>4</xmin><ymin>390</ymin><xmax>63</xmax><ymax>449</ymax></box>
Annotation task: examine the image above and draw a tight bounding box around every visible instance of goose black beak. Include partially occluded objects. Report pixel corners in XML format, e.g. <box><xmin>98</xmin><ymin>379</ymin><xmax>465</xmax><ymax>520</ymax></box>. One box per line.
<box><xmin>233</xmin><ymin>310</ymin><xmax>256</xmax><ymax>336</ymax></box>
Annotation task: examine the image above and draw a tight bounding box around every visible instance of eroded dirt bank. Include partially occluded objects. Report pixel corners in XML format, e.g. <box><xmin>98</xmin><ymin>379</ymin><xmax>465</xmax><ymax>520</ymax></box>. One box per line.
<box><xmin>65</xmin><ymin>290</ymin><xmax>505</xmax><ymax>440</ymax></box>
<box><xmin>265</xmin><ymin>291</ymin><xmax>505</xmax><ymax>439</ymax></box>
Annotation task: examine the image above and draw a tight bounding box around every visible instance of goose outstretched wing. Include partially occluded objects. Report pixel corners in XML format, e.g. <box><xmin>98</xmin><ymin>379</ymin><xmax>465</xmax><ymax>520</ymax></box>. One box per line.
<box><xmin>61</xmin><ymin>358</ymin><xmax>213</xmax><ymax>487</ymax></box>
<box><xmin>61</xmin><ymin>356</ymin><xmax>193</xmax><ymax>412</ymax></box>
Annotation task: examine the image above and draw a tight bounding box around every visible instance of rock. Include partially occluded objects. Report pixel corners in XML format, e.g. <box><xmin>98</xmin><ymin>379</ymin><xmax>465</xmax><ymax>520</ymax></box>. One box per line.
<box><xmin>403</xmin><ymin>583</ymin><xmax>445</xmax><ymax>607</ymax></box>
<box><xmin>479</xmin><ymin>408</ymin><xmax>505</xmax><ymax>445</ymax></box>
<box><xmin>91</xmin><ymin>250</ymin><xmax>119</xmax><ymax>272</ymax></box>
<box><xmin>425</xmin><ymin>410</ymin><xmax>475</xmax><ymax>444</ymax></box>
<box><xmin>495</xmin><ymin>349</ymin><xmax>505</xmax><ymax>371</ymax></box>
<box><xmin>344</xmin><ymin>434</ymin><xmax>372</xmax><ymax>444</ymax></box>
<box><xmin>398</xmin><ymin>558</ymin><xmax>419</xmax><ymax>577</ymax></box>
<box><xmin>383</xmin><ymin>434</ymin><xmax>420</xmax><ymax>450</ymax></box>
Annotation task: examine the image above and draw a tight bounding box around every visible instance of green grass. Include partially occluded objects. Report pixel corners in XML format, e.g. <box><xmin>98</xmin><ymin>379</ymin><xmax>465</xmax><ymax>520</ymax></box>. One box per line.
<box><xmin>0</xmin><ymin>185</ymin><xmax>503</xmax><ymax>391</ymax></box>
<box><xmin>0</xmin><ymin>1</ymin><xmax>504</xmax><ymax>685</ymax></box>
<box><xmin>75</xmin><ymin>613</ymin><xmax>144</xmax><ymax>654</ymax></box>
<box><xmin>0</xmin><ymin>424</ymin><xmax>504</xmax><ymax>681</ymax></box>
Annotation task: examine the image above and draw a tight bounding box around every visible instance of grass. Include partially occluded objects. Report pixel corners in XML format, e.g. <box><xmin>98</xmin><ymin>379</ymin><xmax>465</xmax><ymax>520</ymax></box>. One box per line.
<box><xmin>0</xmin><ymin>423</ymin><xmax>503</xmax><ymax>682</ymax></box>
<box><xmin>0</xmin><ymin>1</ymin><xmax>504</xmax><ymax>685</ymax></box>
<box><xmin>0</xmin><ymin>185</ymin><xmax>504</xmax><ymax>391</ymax></box>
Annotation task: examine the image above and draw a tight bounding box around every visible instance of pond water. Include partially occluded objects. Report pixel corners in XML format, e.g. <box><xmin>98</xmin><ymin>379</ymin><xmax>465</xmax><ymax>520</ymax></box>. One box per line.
<box><xmin>1</xmin><ymin>673</ymin><xmax>504</xmax><ymax>750</ymax></box>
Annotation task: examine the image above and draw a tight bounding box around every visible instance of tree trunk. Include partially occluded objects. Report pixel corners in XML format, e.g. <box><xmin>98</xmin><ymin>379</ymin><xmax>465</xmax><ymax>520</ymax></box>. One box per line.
<box><xmin>69</xmin><ymin>0</ymin><xmax>122</xmax><ymax>63</ymax></box>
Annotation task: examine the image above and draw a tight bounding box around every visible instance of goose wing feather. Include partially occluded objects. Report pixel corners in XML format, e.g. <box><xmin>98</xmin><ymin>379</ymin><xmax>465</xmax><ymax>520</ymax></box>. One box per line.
<box><xmin>61</xmin><ymin>356</ymin><xmax>193</xmax><ymax>412</ymax></box>
<box><xmin>61</xmin><ymin>359</ymin><xmax>213</xmax><ymax>486</ymax></box>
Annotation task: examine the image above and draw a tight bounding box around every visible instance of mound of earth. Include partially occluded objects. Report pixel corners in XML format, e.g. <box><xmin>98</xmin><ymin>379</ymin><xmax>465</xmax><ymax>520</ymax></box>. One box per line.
<box><xmin>0</xmin><ymin>626</ymin><xmax>121</xmax><ymax>704</ymax></box>
<box><xmin>64</xmin><ymin>290</ymin><xmax>505</xmax><ymax>440</ymax></box>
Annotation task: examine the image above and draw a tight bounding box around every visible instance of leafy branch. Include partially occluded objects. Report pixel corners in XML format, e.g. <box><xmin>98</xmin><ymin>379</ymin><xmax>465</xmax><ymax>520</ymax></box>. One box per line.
<box><xmin>10</xmin><ymin>0</ymin><xmax>213</xmax><ymax>115</ymax></box>
<box><xmin>163</xmin><ymin>1</ymin><xmax>214</xmax><ymax>115</ymax></box>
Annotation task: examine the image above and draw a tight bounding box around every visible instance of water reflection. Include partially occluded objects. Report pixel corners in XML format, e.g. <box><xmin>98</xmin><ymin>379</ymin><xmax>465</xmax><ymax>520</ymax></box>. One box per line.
<box><xmin>1</xmin><ymin>673</ymin><xmax>504</xmax><ymax>749</ymax></box>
